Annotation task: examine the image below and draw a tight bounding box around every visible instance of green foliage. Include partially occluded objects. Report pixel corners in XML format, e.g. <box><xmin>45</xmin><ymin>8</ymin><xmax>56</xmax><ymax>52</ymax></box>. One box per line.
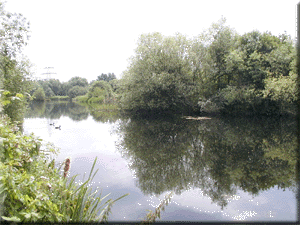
<box><xmin>36</xmin><ymin>77</ymin><xmax>89</xmax><ymax>99</ymax></box>
<box><xmin>0</xmin><ymin>2</ymin><xmax>33</xmax><ymax>121</ymax></box>
<box><xmin>0</xmin><ymin>56</ymin><xmax>33</xmax><ymax>96</ymax></box>
<box><xmin>97</xmin><ymin>73</ymin><xmax>116</xmax><ymax>82</ymax></box>
<box><xmin>47</xmin><ymin>79</ymin><xmax>62</xmax><ymax>96</ymax></box>
<box><xmin>118</xmin><ymin>17</ymin><xmax>296</xmax><ymax>116</ymax></box>
<box><xmin>119</xmin><ymin>32</ymin><xmax>199</xmax><ymax>114</ymax></box>
<box><xmin>0</xmin><ymin>90</ymin><xmax>27</xmax><ymax>122</ymax></box>
<box><xmin>0</xmin><ymin>1</ymin><xmax>30</xmax><ymax>58</ymax></box>
<box><xmin>0</xmin><ymin>114</ymin><xmax>128</xmax><ymax>222</ymax></box>
<box><xmin>88</xmin><ymin>80</ymin><xmax>113</xmax><ymax>103</ymax></box>
<box><xmin>68</xmin><ymin>85</ymin><xmax>87</xmax><ymax>99</ymax></box>
<box><xmin>88</xmin><ymin>96</ymin><xmax>105</xmax><ymax>104</ymax></box>
<box><xmin>206</xmin><ymin>17</ymin><xmax>237</xmax><ymax>90</ymax></box>
<box><xmin>67</xmin><ymin>76</ymin><xmax>89</xmax><ymax>88</ymax></box>
<box><xmin>32</xmin><ymin>87</ymin><xmax>46</xmax><ymax>101</ymax></box>
<box><xmin>108</xmin><ymin>79</ymin><xmax>120</xmax><ymax>93</ymax></box>
<box><xmin>216</xmin><ymin>85</ymin><xmax>264</xmax><ymax>114</ymax></box>
<box><xmin>263</xmin><ymin>71</ymin><xmax>297</xmax><ymax>103</ymax></box>
<box><xmin>73</xmin><ymin>94</ymin><xmax>89</xmax><ymax>103</ymax></box>
<box><xmin>37</xmin><ymin>79</ymin><xmax>65</xmax><ymax>97</ymax></box>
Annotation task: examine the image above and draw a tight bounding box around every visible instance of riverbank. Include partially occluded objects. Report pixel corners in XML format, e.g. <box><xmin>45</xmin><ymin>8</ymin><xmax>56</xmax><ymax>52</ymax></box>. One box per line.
<box><xmin>0</xmin><ymin>114</ymin><xmax>127</xmax><ymax>222</ymax></box>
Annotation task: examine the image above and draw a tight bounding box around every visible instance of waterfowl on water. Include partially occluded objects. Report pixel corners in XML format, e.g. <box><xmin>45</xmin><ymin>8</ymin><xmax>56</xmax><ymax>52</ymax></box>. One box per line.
<box><xmin>55</xmin><ymin>125</ymin><xmax>61</xmax><ymax>129</ymax></box>
<box><xmin>50</xmin><ymin>123</ymin><xmax>55</xmax><ymax>126</ymax></box>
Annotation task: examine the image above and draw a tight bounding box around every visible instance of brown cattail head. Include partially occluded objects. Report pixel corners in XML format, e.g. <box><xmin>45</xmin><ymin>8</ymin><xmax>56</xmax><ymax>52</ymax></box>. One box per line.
<box><xmin>63</xmin><ymin>158</ymin><xmax>71</xmax><ymax>178</ymax></box>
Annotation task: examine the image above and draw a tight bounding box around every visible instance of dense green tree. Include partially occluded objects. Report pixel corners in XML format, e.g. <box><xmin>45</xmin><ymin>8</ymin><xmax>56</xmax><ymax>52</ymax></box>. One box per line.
<box><xmin>0</xmin><ymin>1</ymin><xmax>33</xmax><ymax>121</ymax></box>
<box><xmin>88</xmin><ymin>80</ymin><xmax>113</xmax><ymax>99</ymax></box>
<box><xmin>32</xmin><ymin>87</ymin><xmax>45</xmax><ymax>101</ymax></box>
<box><xmin>35</xmin><ymin>77</ymin><xmax>89</xmax><ymax>99</ymax></box>
<box><xmin>47</xmin><ymin>79</ymin><xmax>62</xmax><ymax>96</ymax></box>
<box><xmin>199</xmin><ymin>27</ymin><xmax>296</xmax><ymax>115</ymax></box>
<box><xmin>68</xmin><ymin>85</ymin><xmax>87</xmax><ymax>99</ymax></box>
<box><xmin>118</xmin><ymin>17</ymin><xmax>296</xmax><ymax>116</ymax></box>
<box><xmin>109</xmin><ymin>79</ymin><xmax>120</xmax><ymax>93</ymax></box>
<box><xmin>59</xmin><ymin>82</ymin><xmax>69</xmax><ymax>96</ymax></box>
<box><xmin>43</xmin><ymin>85</ymin><xmax>55</xmax><ymax>97</ymax></box>
<box><xmin>97</xmin><ymin>73</ymin><xmax>116</xmax><ymax>82</ymax></box>
<box><xmin>206</xmin><ymin>17</ymin><xmax>237</xmax><ymax>90</ymax></box>
<box><xmin>67</xmin><ymin>76</ymin><xmax>88</xmax><ymax>88</ymax></box>
<box><xmin>119</xmin><ymin>32</ymin><xmax>200</xmax><ymax>114</ymax></box>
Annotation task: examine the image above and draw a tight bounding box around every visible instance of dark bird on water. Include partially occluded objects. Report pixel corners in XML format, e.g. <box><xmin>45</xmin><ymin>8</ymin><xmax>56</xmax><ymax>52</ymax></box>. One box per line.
<box><xmin>50</xmin><ymin>123</ymin><xmax>55</xmax><ymax>126</ymax></box>
<box><xmin>55</xmin><ymin>125</ymin><xmax>61</xmax><ymax>129</ymax></box>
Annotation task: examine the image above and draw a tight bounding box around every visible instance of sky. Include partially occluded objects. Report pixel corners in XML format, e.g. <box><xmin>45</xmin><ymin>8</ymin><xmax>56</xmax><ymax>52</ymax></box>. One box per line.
<box><xmin>4</xmin><ymin>0</ymin><xmax>300</xmax><ymax>83</ymax></box>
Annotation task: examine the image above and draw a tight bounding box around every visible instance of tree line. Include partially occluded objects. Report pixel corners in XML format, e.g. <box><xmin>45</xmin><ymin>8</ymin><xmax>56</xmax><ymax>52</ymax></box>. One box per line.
<box><xmin>31</xmin><ymin>72</ymin><xmax>117</xmax><ymax>101</ymax></box>
<box><xmin>1</xmin><ymin>12</ymin><xmax>296</xmax><ymax>119</ymax></box>
<box><xmin>118</xmin><ymin>17</ymin><xmax>297</xmax><ymax>116</ymax></box>
<box><xmin>0</xmin><ymin>0</ymin><xmax>119</xmax><ymax>120</ymax></box>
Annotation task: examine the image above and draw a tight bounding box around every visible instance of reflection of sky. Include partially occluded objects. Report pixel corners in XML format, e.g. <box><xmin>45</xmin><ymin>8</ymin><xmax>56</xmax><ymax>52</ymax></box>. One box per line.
<box><xmin>22</xmin><ymin>116</ymin><xmax>297</xmax><ymax>222</ymax></box>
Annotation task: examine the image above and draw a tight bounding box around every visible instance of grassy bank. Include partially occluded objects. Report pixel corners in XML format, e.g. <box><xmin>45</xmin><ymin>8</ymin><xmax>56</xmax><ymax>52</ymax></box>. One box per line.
<box><xmin>49</xmin><ymin>96</ymin><xmax>70</xmax><ymax>101</ymax></box>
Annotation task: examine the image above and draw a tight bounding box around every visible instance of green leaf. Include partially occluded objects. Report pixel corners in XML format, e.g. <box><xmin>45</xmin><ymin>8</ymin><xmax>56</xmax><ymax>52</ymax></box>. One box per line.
<box><xmin>2</xmin><ymin>216</ymin><xmax>21</xmax><ymax>222</ymax></box>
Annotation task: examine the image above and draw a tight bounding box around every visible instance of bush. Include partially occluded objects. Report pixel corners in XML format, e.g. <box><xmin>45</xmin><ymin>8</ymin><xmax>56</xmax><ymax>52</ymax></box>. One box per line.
<box><xmin>74</xmin><ymin>95</ymin><xmax>89</xmax><ymax>103</ymax></box>
<box><xmin>68</xmin><ymin>86</ymin><xmax>88</xmax><ymax>99</ymax></box>
<box><xmin>33</xmin><ymin>87</ymin><xmax>46</xmax><ymax>101</ymax></box>
<box><xmin>88</xmin><ymin>96</ymin><xmax>105</xmax><ymax>104</ymax></box>
<box><xmin>212</xmin><ymin>86</ymin><xmax>261</xmax><ymax>115</ymax></box>
<box><xmin>88</xmin><ymin>81</ymin><xmax>113</xmax><ymax>99</ymax></box>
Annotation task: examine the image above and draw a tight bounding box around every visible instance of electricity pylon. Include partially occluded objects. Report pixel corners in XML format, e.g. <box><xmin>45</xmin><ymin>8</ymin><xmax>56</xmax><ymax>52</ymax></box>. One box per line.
<box><xmin>41</xmin><ymin>67</ymin><xmax>57</xmax><ymax>80</ymax></box>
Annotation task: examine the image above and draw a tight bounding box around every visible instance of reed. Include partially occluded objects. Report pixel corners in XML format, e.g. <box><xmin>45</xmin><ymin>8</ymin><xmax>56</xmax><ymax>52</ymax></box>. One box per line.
<box><xmin>141</xmin><ymin>192</ymin><xmax>173</xmax><ymax>224</ymax></box>
<box><xmin>58</xmin><ymin>157</ymin><xmax>129</xmax><ymax>222</ymax></box>
<box><xmin>63</xmin><ymin>158</ymin><xmax>71</xmax><ymax>178</ymax></box>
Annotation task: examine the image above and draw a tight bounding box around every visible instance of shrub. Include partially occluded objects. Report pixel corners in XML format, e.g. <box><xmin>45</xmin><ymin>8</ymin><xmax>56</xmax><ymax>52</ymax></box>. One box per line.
<box><xmin>88</xmin><ymin>96</ymin><xmax>105</xmax><ymax>104</ymax></box>
<box><xmin>88</xmin><ymin>81</ymin><xmax>113</xmax><ymax>99</ymax></box>
<box><xmin>68</xmin><ymin>86</ymin><xmax>88</xmax><ymax>99</ymax></box>
<box><xmin>33</xmin><ymin>87</ymin><xmax>46</xmax><ymax>101</ymax></box>
<box><xmin>74</xmin><ymin>95</ymin><xmax>89</xmax><ymax>103</ymax></box>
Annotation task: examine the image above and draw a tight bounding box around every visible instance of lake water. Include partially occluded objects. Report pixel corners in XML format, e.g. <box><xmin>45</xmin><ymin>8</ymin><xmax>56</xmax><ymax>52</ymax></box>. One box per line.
<box><xmin>23</xmin><ymin>101</ymin><xmax>298</xmax><ymax>222</ymax></box>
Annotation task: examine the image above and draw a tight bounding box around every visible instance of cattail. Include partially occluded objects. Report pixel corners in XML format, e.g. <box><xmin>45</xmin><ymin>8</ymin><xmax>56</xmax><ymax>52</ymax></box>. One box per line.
<box><xmin>63</xmin><ymin>158</ymin><xmax>71</xmax><ymax>178</ymax></box>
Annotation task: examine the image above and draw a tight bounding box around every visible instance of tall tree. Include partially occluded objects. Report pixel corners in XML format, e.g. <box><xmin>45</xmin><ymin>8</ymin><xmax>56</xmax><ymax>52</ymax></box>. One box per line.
<box><xmin>0</xmin><ymin>1</ymin><xmax>33</xmax><ymax>121</ymax></box>
<box><xmin>119</xmin><ymin>32</ymin><xmax>199</xmax><ymax>114</ymax></box>
<box><xmin>206</xmin><ymin>17</ymin><xmax>237</xmax><ymax>90</ymax></box>
<box><xmin>67</xmin><ymin>76</ymin><xmax>88</xmax><ymax>87</ymax></box>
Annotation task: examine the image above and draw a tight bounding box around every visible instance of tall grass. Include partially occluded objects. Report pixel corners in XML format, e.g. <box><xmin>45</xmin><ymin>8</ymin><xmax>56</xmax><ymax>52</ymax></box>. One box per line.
<box><xmin>57</xmin><ymin>157</ymin><xmax>129</xmax><ymax>222</ymax></box>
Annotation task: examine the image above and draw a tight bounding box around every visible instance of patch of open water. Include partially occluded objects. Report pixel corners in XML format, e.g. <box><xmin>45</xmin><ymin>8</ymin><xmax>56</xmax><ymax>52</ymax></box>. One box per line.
<box><xmin>22</xmin><ymin>102</ymin><xmax>297</xmax><ymax>222</ymax></box>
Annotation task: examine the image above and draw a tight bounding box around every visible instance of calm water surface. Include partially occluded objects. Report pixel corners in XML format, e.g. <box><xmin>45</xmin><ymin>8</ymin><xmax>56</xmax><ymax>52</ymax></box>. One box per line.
<box><xmin>23</xmin><ymin>101</ymin><xmax>297</xmax><ymax>222</ymax></box>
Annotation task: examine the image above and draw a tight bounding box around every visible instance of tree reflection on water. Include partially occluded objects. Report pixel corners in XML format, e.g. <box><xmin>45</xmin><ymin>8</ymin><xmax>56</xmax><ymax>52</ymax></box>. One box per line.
<box><xmin>115</xmin><ymin>115</ymin><xmax>297</xmax><ymax>209</ymax></box>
